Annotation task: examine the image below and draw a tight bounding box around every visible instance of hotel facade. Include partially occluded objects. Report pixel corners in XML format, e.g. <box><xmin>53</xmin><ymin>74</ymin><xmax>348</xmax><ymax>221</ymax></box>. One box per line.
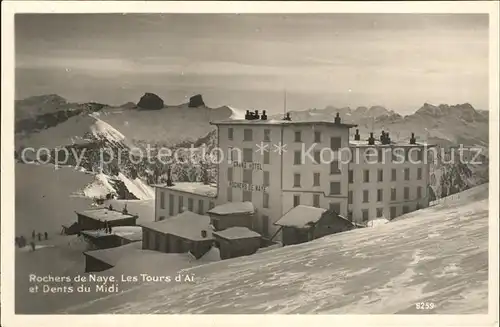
<box><xmin>154</xmin><ymin>111</ymin><xmax>433</xmax><ymax>238</ymax></box>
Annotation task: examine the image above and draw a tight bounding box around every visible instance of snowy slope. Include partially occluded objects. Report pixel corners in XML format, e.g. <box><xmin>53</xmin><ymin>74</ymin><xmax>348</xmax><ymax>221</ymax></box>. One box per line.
<box><xmin>63</xmin><ymin>184</ymin><xmax>489</xmax><ymax>314</ymax></box>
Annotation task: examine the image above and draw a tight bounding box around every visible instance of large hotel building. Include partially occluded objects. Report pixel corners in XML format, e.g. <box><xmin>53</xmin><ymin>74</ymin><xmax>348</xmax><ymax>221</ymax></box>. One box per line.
<box><xmin>154</xmin><ymin>111</ymin><xmax>433</xmax><ymax>238</ymax></box>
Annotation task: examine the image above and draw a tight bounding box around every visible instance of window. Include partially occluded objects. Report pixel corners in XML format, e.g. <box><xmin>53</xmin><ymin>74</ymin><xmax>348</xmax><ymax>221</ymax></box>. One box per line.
<box><xmin>417</xmin><ymin>167</ymin><xmax>422</xmax><ymax>180</ymax></box>
<box><xmin>243</xmin><ymin>148</ymin><xmax>253</xmax><ymax>162</ymax></box>
<box><xmin>416</xmin><ymin>148</ymin><xmax>423</xmax><ymax>161</ymax></box>
<box><xmin>209</xmin><ymin>202</ymin><xmax>215</xmax><ymax>209</ymax></box>
<box><xmin>178</xmin><ymin>196</ymin><xmax>184</xmax><ymax>212</ymax></box>
<box><xmin>329</xmin><ymin>202</ymin><xmax>341</xmax><ymax>214</ymax></box>
<box><xmin>390</xmin><ymin>206</ymin><xmax>397</xmax><ymax>219</ymax></box>
<box><xmin>378</xmin><ymin>169</ymin><xmax>383</xmax><ymax>182</ymax></box>
<box><xmin>330</xmin><ymin>137</ymin><xmax>341</xmax><ymax>151</ymax></box>
<box><xmin>294</xmin><ymin>131</ymin><xmax>302</xmax><ymax>142</ymax></box>
<box><xmin>391</xmin><ymin>188</ymin><xmax>396</xmax><ymax>201</ymax></box>
<box><xmin>376</xmin><ymin>208</ymin><xmax>383</xmax><ymax>218</ymax></box>
<box><xmin>263</xmin><ymin>193</ymin><xmax>269</xmax><ymax>208</ymax></box>
<box><xmin>228</xmin><ymin>128</ymin><xmax>234</xmax><ymax>140</ymax></box>
<box><xmin>169</xmin><ymin>194</ymin><xmax>174</xmax><ymax>216</ymax></box>
<box><xmin>363</xmin><ymin>190</ymin><xmax>369</xmax><ymax>203</ymax></box>
<box><xmin>243</xmin><ymin>190</ymin><xmax>252</xmax><ymax>202</ymax></box>
<box><xmin>263</xmin><ymin>171</ymin><xmax>270</xmax><ymax>187</ymax></box>
<box><xmin>363</xmin><ymin>170</ymin><xmax>370</xmax><ymax>183</ymax></box>
<box><xmin>348</xmin><ymin>170</ymin><xmax>354</xmax><ymax>183</ymax></box>
<box><xmin>313</xmin><ymin>172</ymin><xmax>320</xmax><ymax>186</ymax></box>
<box><xmin>330</xmin><ymin>182</ymin><xmax>341</xmax><ymax>195</ymax></box>
<box><xmin>294</xmin><ymin>151</ymin><xmax>302</xmax><ymax>165</ymax></box>
<box><xmin>228</xmin><ymin>167</ymin><xmax>233</xmax><ymax>181</ymax></box>
<box><xmin>227</xmin><ymin>187</ymin><xmax>233</xmax><ymax>202</ymax></box>
<box><xmin>264</xmin><ymin>129</ymin><xmax>271</xmax><ymax>142</ymax></box>
<box><xmin>377</xmin><ymin>189</ymin><xmax>383</xmax><ymax>202</ymax></box>
<box><xmin>314</xmin><ymin>151</ymin><xmax>321</xmax><ymax>164</ymax></box>
<box><xmin>243</xmin><ymin>169</ymin><xmax>253</xmax><ymax>184</ymax></box>
<box><xmin>314</xmin><ymin>131</ymin><xmax>321</xmax><ymax>143</ymax></box>
<box><xmin>160</xmin><ymin>191</ymin><xmax>165</xmax><ymax>209</ymax></box>
<box><xmin>262</xmin><ymin>215</ymin><xmax>269</xmax><ymax>236</ymax></box>
<box><xmin>188</xmin><ymin>198</ymin><xmax>194</xmax><ymax>211</ymax></box>
<box><xmin>348</xmin><ymin>191</ymin><xmax>353</xmax><ymax>204</ymax></box>
<box><xmin>244</xmin><ymin>129</ymin><xmax>253</xmax><ymax>141</ymax></box>
<box><xmin>404</xmin><ymin>149</ymin><xmax>409</xmax><ymax>162</ymax></box>
<box><xmin>404</xmin><ymin>187</ymin><xmax>409</xmax><ymax>200</ymax></box>
<box><xmin>362</xmin><ymin>209</ymin><xmax>369</xmax><ymax>222</ymax></box>
<box><xmin>313</xmin><ymin>194</ymin><xmax>320</xmax><ymax>208</ymax></box>
<box><xmin>263</xmin><ymin>150</ymin><xmax>270</xmax><ymax>164</ymax></box>
<box><xmin>404</xmin><ymin>168</ymin><xmax>410</xmax><ymax>181</ymax></box>
<box><xmin>403</xmin><ymin>205</ymin><xmax>409</xmax><ymax>214</ymax></box>
<box><xmin>378</xmin><ymin>149</ymin><xmax>384</xmax><ymax>163</ymax></box>
<box><xmin>293</xmin><ymin>173</ymin><xmax>301</xmax><ymax>187</ymax></box>
<box><xmin>391</xmin><ymin>169</ymin><xmax>397</xmax><ymax>181</ymax></box>
<box><xmin>159</xmin><ymin>216</ymin><xmax>165</xmax><ymax>221</ymax></box>
<box><xmin>417</xmin><ymin>186</ymin><xmax>422</xmax><ymax>199</ymax></box>
<box><xmin>330</xmin><ymin>160</ymin><xmax>340</xmax><ymax>174</ymax></box>
<box><xmin>392</xmin><ymin>149</ymin><xmax>400</xmax><ymax>163</ymax></box>
<box><xmin>198</xmin><ymin>200</ymin><xmax>204</xmax><ymax>214</ymax></box>
<box><xmin>293</xmin><ymin>194</ymin><xmax>300</xmax><ymax>207</ymax></box>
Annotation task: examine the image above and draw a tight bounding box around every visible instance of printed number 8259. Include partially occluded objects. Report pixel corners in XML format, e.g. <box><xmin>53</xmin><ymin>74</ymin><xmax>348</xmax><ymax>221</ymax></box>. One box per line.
<box><xmin>416</xmin><ymin>302</ymin><xmax>435</xmax><ymax>310</ymax></box>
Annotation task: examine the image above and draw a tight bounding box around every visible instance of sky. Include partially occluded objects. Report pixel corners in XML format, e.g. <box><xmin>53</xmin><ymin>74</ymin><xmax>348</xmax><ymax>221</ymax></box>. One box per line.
<box><xmin>15</xmin><ymin>13</ymin><xmax>489</xmax><ymax>113</ymax></box>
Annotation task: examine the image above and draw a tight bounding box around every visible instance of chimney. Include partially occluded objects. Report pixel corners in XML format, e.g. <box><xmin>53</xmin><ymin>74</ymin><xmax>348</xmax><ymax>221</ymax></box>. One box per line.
<box><xmin>166</xmin><ymin>168</ymin><xmax>174</xmax><ymax>187</ymax></box>
<box><xmin>261</xmin><ymin>110</ymin><xmax>268</xmax><ymax>120</ymax></box>
<box><xmin>410</xmin><ymin>132</ymin><xmax>416</xmax><ymax>144</ymax></box>
<box><xmin>245</xmin><ymin>110</ymin><xmax>251</xmax><ymax>120</ymax></box>
<box><xmin>254</xmin><ymin>110</ymin><xmax>260</xmax><ymax>119</ymax></box>
<box><xmin>354</xmin><ymin>129</ymin><xmax>361</xmax><ymax>141</ymax></box>
<box><xmin>368</xmin><ymin>132</ymin><xmax>375</xmax><ymax>145</ymax></box>
<box><xmin>385</xmin><ymin>132</ymin><xmax>391</xmax><ymax>144</ymax></box>
<box><xmin>201</xmin><ymin>230</ymin><xmax>207</xmax><ymax>238</ymax></box>
<box><xmin>334</xmin><ymin>112</ymin><xmax>341</xmax><ymax>124</ymax></box>
<box><xmin>284</xmin><ymin>112</ymin><xmax>291</xmax><ymax>121</ymax></box>
<box><xmin>122</xmin><ymin>204</ymin><xmax>128</xmax><ymax>215</ymax></box>
<box><xmin>380</xmin><ymin>131</ymin><xmax>386</xmax><ymax>143</ymax></box>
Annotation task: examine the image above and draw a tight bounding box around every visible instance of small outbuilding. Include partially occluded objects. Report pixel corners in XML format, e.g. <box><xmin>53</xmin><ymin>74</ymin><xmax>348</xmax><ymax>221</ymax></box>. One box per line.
<box><xmin>207</xmin><ymin>202</ymin><xmax>255</xmax><ymax>231</ymax></box>
<box><xmin>140</xmin><ymin>211</ymin><xmax>213</xmax><ymax>259</ymax></box>
<box><xmin>213</xmin><ymin>227</ymin><xmax>262</xmax><ymax>260</ymax></box>
<box><xmin>80</xmin><ymin>226</ymin><xmax>142</xmax><ymax>250</ymax></box>
<box><xmin>273</xmin><ymin>205</ymin><xmax>356</xmax><ymax>246</ymax></box>
<box><xmin>75</xmin><ymin>208</ymin><xmax>138</xmax><ymax>231</ymax></box>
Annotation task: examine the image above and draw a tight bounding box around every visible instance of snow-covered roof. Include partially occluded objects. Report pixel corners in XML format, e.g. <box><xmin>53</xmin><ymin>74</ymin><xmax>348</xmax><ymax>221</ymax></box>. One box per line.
<box><xmin>274</xmin><ymin>205</ymin><xmax>327</xmax><ymax>228</ymax></box>
<box><xmin>81</xmin><ymin>226</ymin><xmax>143</xmax><ymax>241</ymax></box>
<box><xmin>349</xmin><ymin>140</ymin><xmax>433</xmax><ymax>148</ymax></box>
<box><xmin>211</xmin><ymin>120</ymin><xmax>357</xmax><ymax>128</ymax></box>
<box><xmin>153</xmin><ymin>182</ymin><xmax>217</xmax><ymax>198</ymax></box>
<box><xmin>140</xmin><ymin>211</ymin><xmax>212</xmax><ymax>241</ymax></box>
<box><xmin>76</xmin><ymin>208</ymin><xmax>137</xmax><ymax>221</ymax></box>
<box><xmin>208</xmin><ymin>202</ymin><xmax>255</xmax><ymax>216</ymax></box>
<box><xmin>213</xmin><ymin>227</ymin><xmax>261</xmax><ymax>240</ymax></box>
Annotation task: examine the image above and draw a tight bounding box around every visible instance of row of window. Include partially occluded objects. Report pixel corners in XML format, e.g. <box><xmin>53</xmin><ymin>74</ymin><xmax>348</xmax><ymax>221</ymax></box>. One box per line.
<box><xmin>292</xmin><ymin>194</ymin><xmax>341</xmax><ymax>212</ymax></box>
<box><xmin>348</xmin><ymin>186</ymin><xmax>423</xmax><ymax>204</ymax></box>
<box><xmin>292</xmin><ymin>149</ymin><xmax>424</xmax><ymax>165</ymax></box>
<box><xmin>349</xmin><ymin>167</ymin><xmax>423</xmax><ymax>183</ymax></box>
<box><xmin>229</xmin><ymin>127</ymin><xmax>342</xmax><ymax>147</ymax></box>
<box><xmin>159</xmin><ymin>192</ymin><xmax>215</xmax><ymax>216</ymax></box>
<box><xmin>360</xmin><ymin>203</ymin><xmax>419</xmax><ymax>221</ymax></box>
<box><xmin>227</xmin><ymin>187</ymin><xmax>270</xmax><ymax>208</ymax></box>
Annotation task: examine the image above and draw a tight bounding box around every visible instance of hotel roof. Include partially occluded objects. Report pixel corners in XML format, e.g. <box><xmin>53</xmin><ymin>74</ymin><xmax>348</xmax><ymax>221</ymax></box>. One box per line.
<box><xmin>210</xmin><ymin>119</ymin><xmax>357</xmax><ymax>128</ymax></box>
<box><xmin>153</xmin><ymin>182</ymin><xmax>217</xmax><ymax>198</ymax></box>
<box><xmin>208</xmin><ymin>202</ymin><xmax>255</xmax><ymax>216</ymax></box>
<box><xmin>75</xmin><ymin>208</ymin><xmax>138</xmax><ymax>221</ymax></box>
<box><xmin>140</xmin><ymin>211</ymin><xmax>212</xmax><ymax>241</ymax></box>
<box><xmin>213</xmin><ymin>227</ymin><xmax>261</xmax><ymax>240</ymax></box>
<box><xmin>349</xmin><ymin>140</ymin><xmax>436</xmax><ymax>148</ymax></box>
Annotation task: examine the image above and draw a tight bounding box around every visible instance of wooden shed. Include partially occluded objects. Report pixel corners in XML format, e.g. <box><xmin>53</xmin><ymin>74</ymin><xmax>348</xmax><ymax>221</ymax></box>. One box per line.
<box><xmin>207</xmin><ymin>202</ymin><xmax>255</xmax><ymax>231</ymax></box>
<box><xmin>213</xmin><ymin>227</ymin><xmax>262</xmax><ymax>260</ymax></box>
<box><xmin>273</xmin><ymin>205</ymin><xmax>356</xmax><ymax>246</ymax></box>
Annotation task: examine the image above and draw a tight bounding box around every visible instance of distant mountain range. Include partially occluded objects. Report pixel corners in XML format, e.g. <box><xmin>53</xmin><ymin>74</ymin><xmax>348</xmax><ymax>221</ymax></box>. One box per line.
<box><xmin>15</xmin><ymin>93</ymin><xmax>489</xmax><ymax>203</ymax></box>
